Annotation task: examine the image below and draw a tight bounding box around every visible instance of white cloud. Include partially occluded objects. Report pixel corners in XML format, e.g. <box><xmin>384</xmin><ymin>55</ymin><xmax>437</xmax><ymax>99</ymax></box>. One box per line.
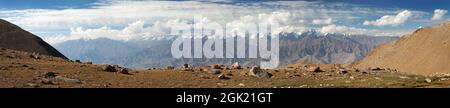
<box><xmin>46</xmin><ymin>19</ymin><xmax>189</xmax><ymax>44</ymax></box>
<box><xmin>363</xmin><ymin>10</ymin><xmax>412</xmax><ymax>26</ymax></box>
<box><xmin>319</xmin><ymin>24</ymin><xmax>409</xmax><ymax>36</ymax></box>
<box><xmin>0</xmin><ymin>0</ymin><xmax>419</xmax><ymax>44</ymax></box>
<box><xmin>431</xmin><ymin>9</ymin><xmax>448</xmax><ymax>21</ymax></box>
<box><xmin>312</xmin><ymin>18</ymin><xmax>332</xmax><ymax>25</ymax></box>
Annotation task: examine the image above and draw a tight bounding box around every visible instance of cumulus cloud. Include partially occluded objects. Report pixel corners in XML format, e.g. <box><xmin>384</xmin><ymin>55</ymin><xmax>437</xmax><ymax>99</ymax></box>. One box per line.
<box><xmin>431</xmin><ymin>9</ymin><xmax>448</xmax><ymax>21</ymax></box>
<box><xmin>46</xmin><ymin>19</ymin><xmax>190</xmax><ymax>44</ymax></box>
<box><xmin>320</xmin><ymin>24</ymin><xmax>409</xmax><ymax>36</ymax></box>
<box><xmin>312</xmin><ymin>18</ymin><xmax>332</xmax><ymax>25</ymax></box>
<box><xmin>363</xmin><ymin>10</ymin><xmax>412</xmax><ymax>26</ymax></box>
<box><xmin>0</xmin><ymin>0</ymin><xmax>419</xmax><ymax>44</ymax></box>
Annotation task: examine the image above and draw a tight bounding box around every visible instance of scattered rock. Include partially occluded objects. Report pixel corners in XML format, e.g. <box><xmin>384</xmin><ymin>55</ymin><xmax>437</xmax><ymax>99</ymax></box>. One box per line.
<box><xmin>40</xmin><ymin>78</ymin><xmax>54</xmax><ymax>84</ymax></box>
<box><xmin>238</xmin><ymin>83</ymin><xmax>245</xmax><ymax>87</ymax></box>
<box><xmin>211</xmin><ymin>69</ymin><xmax>221</xmax><ymax>74</ymax></box>
<box><xmin>440</xmin><ymin>78</ymin><xmax>450</xmax><ymax>81</ymax></box>
<box><xmin>218</xmin><ymin>74</ymin><xmax>230</xmax><ymax>80</ymax></box>
<box><xmin>55</xmin><ymin>76</ymin><xmax>82</xmax><ymax>84</ymax></box>
<box><xmin>226</xmin><ymin>73</ymin><xmax>233</xmax><ymax>76</ymax></box>
<box><xmin>307</xmin><ymin>66</ymin><xmax>323</xmax><ymax>72</ymax></box>
<box><xmin>369</xmin><ymin>67</ymin><xmax>383</xmax><ymax>71</ymax></box>
<box><xmin>337</xmin><ymin>69</ymin><xmax>348</xmax><ymax>74</ymax></box>
<box><xmin>84</xmin><ymin>61</ymin><xmax>93</xmax><ymax>64</ymax></box>
<box><xmin>29</xmin><ymin>54</ymin><xmax>40</xmax><ymax>59</ymax></box>
<box><xmin>28</xmin><ymin>67</ymin><xmax>35</xmax><ymax>70</ymax></box>
<box><xmin>166</xmin><ymin>66</ymin><xmax>175</xmax><ymax>70</ymax></box>
<box><xmin>231</xmin><ymin>62</ymin><xmax>242</xmax><ymax>69</ymax></box>
<box><xmin>102</xmin><ymin>65</ymin><xmax>117</xmax><ymax>72</ymax></box>
<box><xmin>119</xmin><ymin>68</ymin><xmax>131</xmax><ymax>74</ymax></box>
<box><xmin>210</xmin><ymin>64</ymin><xmax>222</xmax><ymax>69</ymax></box>
<box><xmin>248</xmin><ymin>66</ymin><xmax>272</xmax><ymax>78</ymax></box>
<box><xmin>22</xmin><ymin>64</ymin><xmax>29</xmax><ymax>67</ymax></box>
<box><xmin>425</xmin><ymin>78</ymin><xmax>432</xmax><ymax>83</ymax></box>
<box><xmin>148</xmin><ymin>67</ymin><xmax>158</xmax><ymax>70</ymax></box>
<box><xmin>180</xmin><ymin>64</ymin><xmax>193</xmax><ymax>71</ymax></box>
<box><xmin>224</xmin><ymin>67</ymin><xmax>231</xmax><ymax>70</ymax></box>
<box><xmin>0</xmin><ymin>67</ymin><xmax>8</xmax><ymax>70</ymax></box>
<box><xmin>5</xmin><ymin>55</ymin><xmax>15</xmax><ymax>58</ymax></box>
<box><xmin>182</xmin><ymin>64</ymin><xmax>189</xmax><ymax>68</ymax></box>
<box><xmin>27</xmin><ymin>83</ymin><xmax>39</xmax><ymax>88</ymax></box>
<box><xmin>44</xmin><ymin>71</ymin><xmax>57</xmax><ymax>78</ymax></box>
<box><xmin>217</xmin><ymin>83</ymin><xmax>226</xmax><ymax>86</ymax></box>
<box><xmin>74</xmin><ymin>60</ymin><xmax>82</xmax><ymax>63</ymax></box>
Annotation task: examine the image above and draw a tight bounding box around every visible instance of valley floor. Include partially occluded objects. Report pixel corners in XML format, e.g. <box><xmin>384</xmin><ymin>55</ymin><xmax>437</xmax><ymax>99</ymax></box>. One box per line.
<box><xmin>1</xmin><ymin>48</ymin><xmax>450</xmax><ymax>88</ymax></box>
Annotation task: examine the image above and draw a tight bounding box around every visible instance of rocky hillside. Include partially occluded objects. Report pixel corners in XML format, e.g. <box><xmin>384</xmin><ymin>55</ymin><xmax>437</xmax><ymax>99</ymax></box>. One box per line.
<box><xmin>356</xmin><ymin>21</ymin><xmax>450</xmax><ymax>75</ymax></box>
<box><xmin>0</xmin><ymin>19</ymin><xmax>67</xmax><ymax>59</ymax></box>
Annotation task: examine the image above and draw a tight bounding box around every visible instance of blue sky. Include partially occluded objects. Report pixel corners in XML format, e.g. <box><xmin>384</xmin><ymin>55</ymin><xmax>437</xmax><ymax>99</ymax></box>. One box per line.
<box><xmin>0</xmin><ymin>0</ymin><xmax>449</xmax><ymax>44</ymax></box>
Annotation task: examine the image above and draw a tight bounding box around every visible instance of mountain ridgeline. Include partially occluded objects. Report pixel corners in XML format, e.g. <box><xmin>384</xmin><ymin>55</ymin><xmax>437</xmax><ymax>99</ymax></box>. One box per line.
<box><xmin>55</xmin><ymin>31</ymin><xmax>398</xmax><ymax>68</ymax></box>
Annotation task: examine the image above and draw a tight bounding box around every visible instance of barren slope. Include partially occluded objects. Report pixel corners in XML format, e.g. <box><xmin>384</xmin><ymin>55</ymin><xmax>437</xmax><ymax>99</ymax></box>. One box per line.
<box><xmin>356</xmin><ymin>21</ymin><xmax>450</xmax><ymax>75</ymax></box>
<box><xmin>0</xmin><ymin>19</ymin><xmax>67</xmax><ymax>59</ymax></box>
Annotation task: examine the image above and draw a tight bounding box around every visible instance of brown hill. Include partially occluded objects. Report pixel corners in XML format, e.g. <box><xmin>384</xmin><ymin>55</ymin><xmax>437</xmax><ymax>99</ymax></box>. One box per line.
<box><xmin>0</xmin><ymin>19</ymin><xmax>67</xmax><ymax>59</ymax></box>
<box><xmin>356</xmin><ymin>21</ymin><xmax>450</xmax><ymax>75</ymax></box>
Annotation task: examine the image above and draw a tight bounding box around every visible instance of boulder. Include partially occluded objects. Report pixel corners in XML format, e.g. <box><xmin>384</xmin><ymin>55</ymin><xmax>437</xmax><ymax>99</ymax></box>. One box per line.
<box><xmin>210</xmin><ymin>64</ymin><xmax>222</xmax><ymax>69</ymax></box>
<box><xmin>336</xmin><ymin>69</ymin><xmax>348</xmax><ymax>74</ymax></box>
<box><xmin>44</xmin><ymin>71</ymin><xmax>57</xmax><ymax>78</ymax></box>
<box><xmin>248</xmin><ymin>66</ymin><xmax>272</xmax><ymax>78</ymax></box>
<box><xmin>182</xmin><ymin>64</ymin><xmax>190</xmax><ymax>68</ymax></box>
<box><xmin>231</xmin><ymin>62</ymin><xmax>242</xmax><ymax>69</ymax></box>
<box><xmin>102</xmin><ymin>65</ymin><xmax>117</xmax><ymax>72</ymax></box>
<box><xmin>218</xmin><ymin>74</ymin><xmax>229</xmax><ymax>80</ymax></box>
<box><xmin>425</xmin><ymin>78</ymin><xmax>432</xmax><ymax>83</ymax></box>
<box><xmin>369</xmin><ymin>67</ymin><xmax>383</xmax><ymax>71</ymax></box>
<box><xmin>166</xmin><ymin>66</ymin><xmax>175</xmax><ymax>70</ymax></box>
<box><xmin>29</xmin><ymin>53</ymin><xmax>40</xmax><ymax>59</ymax></box>
<box><xmin>119</xmin><ymin>68</ymin><xmax>131</xmax><ymax>74</ymax></box>
<box><xmin>307</xmin><ymin>66</ymin><xmax>323</xmax><ymax>72</ymax></box>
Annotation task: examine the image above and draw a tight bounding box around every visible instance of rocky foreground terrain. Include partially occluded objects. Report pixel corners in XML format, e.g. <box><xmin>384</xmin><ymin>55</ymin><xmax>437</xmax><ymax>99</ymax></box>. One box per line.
<box><xmin>2</xmin><ymin>47</ymin><xmax>450</xmax><ymax>88</ymax></box>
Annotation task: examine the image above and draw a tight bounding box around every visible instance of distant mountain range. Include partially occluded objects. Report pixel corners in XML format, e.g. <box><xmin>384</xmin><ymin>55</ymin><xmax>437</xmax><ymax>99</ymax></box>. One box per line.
<box><xmin>0</xmin><ymin>19</ymin><xmax>67</xmax><ymax>59</ymax></box>
<box><xmin>55</xmin><ymin>30</ymin><xmax>398</xmax><ymax>68</ymax></box>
